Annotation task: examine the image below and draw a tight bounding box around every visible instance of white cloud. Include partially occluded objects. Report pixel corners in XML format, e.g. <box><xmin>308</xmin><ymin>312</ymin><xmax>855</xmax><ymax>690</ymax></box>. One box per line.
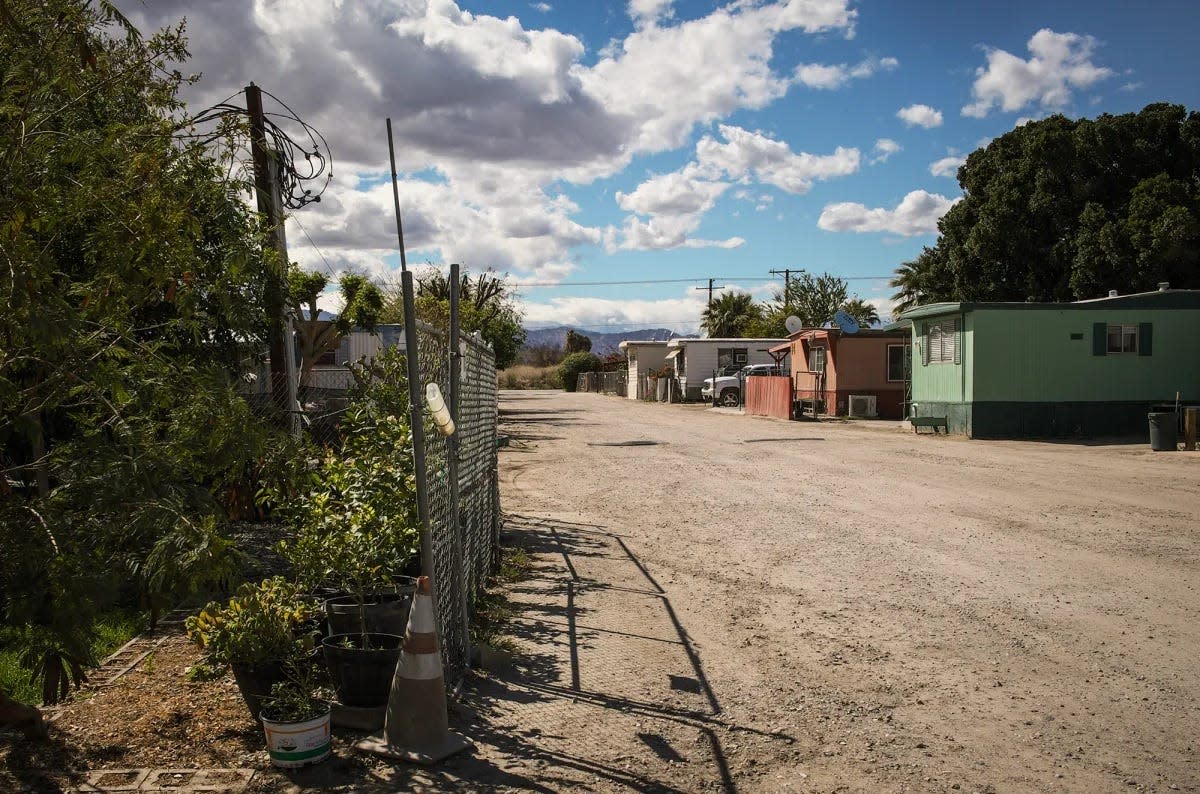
<box><xmin>794</xmin><ymin>55</ymin><xmax>898</xmax><ymax>89</ymax></box>
<box><xmin>628</xmin><ymin>0</ymin><xmax>673</xmax><ymax>26</ymax></box>
<box><xmin>817</xmin><ymin>189</ymin><xmax>959</xmax><ymax>236</ymax></box>
<box><xmin>870</xmin><ymin>138</ymin><xmax>900</xmax><ymax>164</ymax></box>
<box><xmin>929</xmin><ymin>155</ymin><xmax>965</xmax><ymax>178</ymax></box>
<box><xmin>532</xmin><ymin>2</ymin><xmax>552</xmax><ymax>12</ymax></box>
<box><xmin>697</xmin><ymin>125</ymin><xmax>860</xmax><ymax>193</ymax></box>
<box><xmin>896</xmin><ymin>104</ymin><xmax>943</xmax><ymax>128</ymax></box>
<box><xmin>123</xmin><ymin>0</ymin><xmax>858</xmax><ymax>281</ymax></box>
<box><xmin>520</xmin><ymin>282</ymin><xmax>763</xmax><ymax>333</ymax></box>
<box><xmin>1119</xmin><ymin>81</ymin><xmax>1142</xmax><ymax>92</ymax></box>
<box><xmin>962</xmin><ymin>29</ymin><xmax>1112</xmax><ymax>118</ymax></box>
<box><xmin>612</xmin><ymin>125</ymin><xmax>858</xmax><ymax>250</ymax></box>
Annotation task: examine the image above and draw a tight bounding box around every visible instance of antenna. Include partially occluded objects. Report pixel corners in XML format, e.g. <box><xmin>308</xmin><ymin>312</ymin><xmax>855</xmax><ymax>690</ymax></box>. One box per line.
<box><xmin>784</xmin><ymin>315</ymin><xmax>803</xmax><ymax>335</ymax></box>
<box><xmin>833</xmin><ymin>310</ymin><xmax>860</xmax><ymax>334</ymax></box>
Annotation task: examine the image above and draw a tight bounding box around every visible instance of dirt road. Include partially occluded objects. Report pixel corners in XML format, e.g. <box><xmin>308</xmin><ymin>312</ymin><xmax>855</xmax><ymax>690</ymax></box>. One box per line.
<box><xmin>495</xmin><ymin>390</ymin><xmax>1200</xmax><ymax>793</ymax></box>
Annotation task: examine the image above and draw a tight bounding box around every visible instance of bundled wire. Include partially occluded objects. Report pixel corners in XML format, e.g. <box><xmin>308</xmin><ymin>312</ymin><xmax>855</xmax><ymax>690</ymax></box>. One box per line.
<box><xmin>179</xmin><ymin>88</ymin><xmax>332</xmax><ymax>209</ymax></box>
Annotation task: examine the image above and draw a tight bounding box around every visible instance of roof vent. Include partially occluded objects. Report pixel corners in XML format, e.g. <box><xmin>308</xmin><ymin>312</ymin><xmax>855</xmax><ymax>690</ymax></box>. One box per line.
<box><xmin>1158</xmin><ymin>281</ymin><xmax>1170</xmax><ymax>291</ymax></box>
<box><xmin>1107</xmin><ymin>289</ymin><xmax>1118</xmax><ymax>298</ymax></box>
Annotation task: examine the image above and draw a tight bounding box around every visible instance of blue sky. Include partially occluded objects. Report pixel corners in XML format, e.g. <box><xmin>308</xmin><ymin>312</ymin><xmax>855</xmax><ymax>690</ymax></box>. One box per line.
<box><xmin>124</xmin><ymin>0</ymin><xmax>1200</xmax><ymax>334</ymax></box>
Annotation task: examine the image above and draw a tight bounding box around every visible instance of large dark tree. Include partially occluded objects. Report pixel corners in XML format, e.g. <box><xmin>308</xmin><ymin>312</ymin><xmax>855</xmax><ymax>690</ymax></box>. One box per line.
<box><xmin>893</xmin><ymin>103</ymin><xmax>1200</xmax><ymax>308</ymax></box>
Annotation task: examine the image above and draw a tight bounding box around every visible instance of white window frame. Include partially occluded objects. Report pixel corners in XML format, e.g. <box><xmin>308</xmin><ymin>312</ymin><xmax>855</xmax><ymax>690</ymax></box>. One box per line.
<box><xmin>808</xmin><ymin>345</ymin><xmax>827</xmax><ymax>373</ymax></box>
<box><xmin>1106</xmin><ymin>323</ymin><xmax>1138</xmax><ymax>354</ymax></box>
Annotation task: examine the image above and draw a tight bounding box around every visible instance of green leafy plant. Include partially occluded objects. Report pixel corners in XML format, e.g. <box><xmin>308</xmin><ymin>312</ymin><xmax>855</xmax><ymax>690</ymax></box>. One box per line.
<box><xmin>185</xmin><ymin>578</ymin><xmax>317</xmax><ymax>670</ymax></box>
<box><xmin>271</xmin><ymin>348</ymin><xmax>421</xmax><ymax>640</ymax></box>
<box><xmin>259</xmin><ymin>663</ymin><xmax>330</xmax><ymax>723</ymax></box>
<box><xmin>558</xmin><ymin>352</ymin><xmax>602</xmax><ymax>391</ymax></box>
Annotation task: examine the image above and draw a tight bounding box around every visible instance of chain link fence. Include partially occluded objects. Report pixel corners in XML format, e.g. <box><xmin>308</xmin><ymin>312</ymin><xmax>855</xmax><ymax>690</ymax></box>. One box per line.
<box><xmin>415</xmin><ymin>322</ymin><xmax>500</xmax><ymax>689</ymax></box>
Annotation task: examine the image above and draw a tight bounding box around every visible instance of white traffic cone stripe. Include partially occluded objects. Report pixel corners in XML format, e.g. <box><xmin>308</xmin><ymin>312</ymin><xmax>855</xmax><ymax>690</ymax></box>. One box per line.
<box><xmin>395</xmin><ymin>652</ymin><xmax>444</xmax><ymax>681</ymax></box>
<box><xmin>408</xmin><ymin>594</ymin><xmax>436</xmax><ymax>633</ymax></box>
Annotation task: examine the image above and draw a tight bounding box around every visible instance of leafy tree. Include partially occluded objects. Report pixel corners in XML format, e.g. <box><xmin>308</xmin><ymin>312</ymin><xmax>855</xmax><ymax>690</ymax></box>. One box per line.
<box><xmin>558</xmin><ymin>352</ymin><xmax>602</xmax><ymax>391</ymax></box>
<box><xmin>894</xmin><ymin>103</ymin><xmax>1200</xmax><ymax>308</ymax></box>
<box><xmin>394</xmin><ymin>267</ymin><xmax>526</xmax><ymax>369</ymax></box>
<box><xmin>564</xmin><ymin>329</ymin><xmax>592</xmax><ymax>354</ymax></box>
<box><xmin>747</xmin><ymin>272</ymin><xmax>867</xmax><ymax>335</ymax></box>
<box><xmin>839</xmin><ymin>298</ymin><xmax>880</xmax><ymax>328</ymax></box>
<box><xmin>701</xmin><ymin>292</ymin><xmax>761</xmax><ymax>337</ymax></box>
<box><xmin>288</xmin><ymin>267</ymin><xmax>383</xmax><ymax>387</ymax></box>
<box><xmin>0</xmin><ymin>1</ymin><xmax>280</xmax><ymax>704</ymax></box>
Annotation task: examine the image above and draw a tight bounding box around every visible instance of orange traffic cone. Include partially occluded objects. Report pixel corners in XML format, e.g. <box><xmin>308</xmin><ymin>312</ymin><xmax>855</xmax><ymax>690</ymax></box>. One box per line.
<box><xmin>355</xmin><ymin>575</ymin><xmax>470</xmax><ymax>764</ymax></box>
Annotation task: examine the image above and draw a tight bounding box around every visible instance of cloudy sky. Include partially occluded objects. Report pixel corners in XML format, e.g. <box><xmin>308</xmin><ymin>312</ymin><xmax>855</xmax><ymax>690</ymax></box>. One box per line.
<box><xmin>122</xmin><ymin>0</ymin><xmax>1200</xmax><ymax>333</ymax></box>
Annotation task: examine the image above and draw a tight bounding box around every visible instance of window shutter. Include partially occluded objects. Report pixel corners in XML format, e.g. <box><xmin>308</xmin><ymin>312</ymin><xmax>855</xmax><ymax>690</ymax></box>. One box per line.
<box><xmin>1138</xmin><ymin>322</ymin><xmax>1153</xmax><ymax>356</ymax></box>
<box><xmin>953</xmin><ymin>319</ymin><xmax>961</xmax><ymax>365</ymax></box>
<box><xmin>1092</xmin><ymin>323</ymin><xmax>1107</xmax><ymax>356</ymax></box>
<box><xmin>921</xmin><ymin>323</ymin><xmax>930</xmax><ymax>366</ymax></box>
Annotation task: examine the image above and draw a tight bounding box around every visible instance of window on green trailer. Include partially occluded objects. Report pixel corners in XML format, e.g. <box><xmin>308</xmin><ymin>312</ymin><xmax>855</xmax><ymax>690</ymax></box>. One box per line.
<box><xmin>924</xmin><ymin>318</ymin><xmax>958</xmax><ymax>364</ymax></box>
<box><xmin>1106</xmin><ymin>324</ymin><xmax>1137</xmax><ymax>354</ymax></box>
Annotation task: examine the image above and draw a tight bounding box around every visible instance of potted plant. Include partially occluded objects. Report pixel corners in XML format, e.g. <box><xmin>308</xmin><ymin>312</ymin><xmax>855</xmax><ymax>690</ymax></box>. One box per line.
<box><xmin>259</xmin><ymin>668</ymin><xmax>332</xmax><ymax>769</ymax></box>
<box><xmin>185</xmin><ymin>577</ymin><xmax>318</xmax><ymax>721</ymax></box>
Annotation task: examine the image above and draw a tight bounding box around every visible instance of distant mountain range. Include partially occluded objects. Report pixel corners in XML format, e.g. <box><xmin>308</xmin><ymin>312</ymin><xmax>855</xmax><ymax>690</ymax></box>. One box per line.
<box><xmin>522</xmin><ymin>326</ymin><xmax>680</xmax><ymax>356</ymax></box>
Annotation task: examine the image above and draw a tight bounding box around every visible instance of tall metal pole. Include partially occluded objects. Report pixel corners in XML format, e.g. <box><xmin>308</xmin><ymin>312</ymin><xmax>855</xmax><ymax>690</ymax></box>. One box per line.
<box><xmin>770</xmin><ymin>268</ymin><xmax>797</xmax><ymax>312</ymax></box>
<box><xmin>694</xmin><ymin>278</ymin><xmax>724</xmax><ymax>336</ymax></box>
<box><xmin>246</xmin><ymin>83</ymin><xmax>289</xmax><ymax>414</ymax></box>
<box><xmin>387</xmin><ymin>119</ymin><xmax>434</xmax><ymax>584</ymax></box>
<box><xmin>447</xmin><ymin>263</ymin><xmax>471</xmax><ymax>662</ymax></box>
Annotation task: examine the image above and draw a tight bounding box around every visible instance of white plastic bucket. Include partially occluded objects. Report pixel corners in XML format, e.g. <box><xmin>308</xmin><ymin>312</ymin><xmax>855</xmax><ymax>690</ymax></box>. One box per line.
<box><xmin>261</xmin><ymin>710</ymin><xmax>332</xmax><ymax>768</ymax></box>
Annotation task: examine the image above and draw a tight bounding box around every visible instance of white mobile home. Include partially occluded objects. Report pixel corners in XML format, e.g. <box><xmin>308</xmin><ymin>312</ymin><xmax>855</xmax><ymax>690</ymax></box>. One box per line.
<box><xmin>618</xmin><ymin>340</ymin><xmax>669</xmax><ymax>400</ymax></box>
<box><xmin>665</xmin><ymin>337</ymin><xmax>788</xmax><ymax>401</ymax></box>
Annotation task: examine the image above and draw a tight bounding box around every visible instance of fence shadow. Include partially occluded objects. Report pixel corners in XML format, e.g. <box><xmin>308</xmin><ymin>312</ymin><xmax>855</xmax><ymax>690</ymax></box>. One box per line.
<box><xmin>446</xmin><ymin>512</ymin><xmax>802</xmax><ymax>792</ymax></box>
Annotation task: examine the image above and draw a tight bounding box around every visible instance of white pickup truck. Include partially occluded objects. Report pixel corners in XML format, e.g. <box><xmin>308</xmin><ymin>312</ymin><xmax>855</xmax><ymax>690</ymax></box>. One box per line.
<box><xmin>701</xmin><ymin>363</ymin><xmax>782</xmax><ymax>406</ymax></box>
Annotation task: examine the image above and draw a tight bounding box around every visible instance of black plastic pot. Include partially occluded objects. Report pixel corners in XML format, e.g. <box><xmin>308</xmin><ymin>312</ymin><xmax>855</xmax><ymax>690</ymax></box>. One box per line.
<box><xmin>321</xmin><ymin>633</ymin><xmax>403</xmax><ymax>707</ymax></box>
<box><xmin>324</xmin><ymin>582</ymin><xmax>415</xmax><ymax>637</ymax></box>
<box><xmin>230</xmin><ymin>660</ymin><xmax>287</xmax><ymax>722</ymax></box>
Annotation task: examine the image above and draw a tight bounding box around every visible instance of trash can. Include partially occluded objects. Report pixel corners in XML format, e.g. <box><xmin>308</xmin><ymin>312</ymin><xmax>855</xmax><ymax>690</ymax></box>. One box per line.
<box><xmin>1148</xmin><ymin>412</ymin><xmax>1178</xmax><ymax>451</ymax></box>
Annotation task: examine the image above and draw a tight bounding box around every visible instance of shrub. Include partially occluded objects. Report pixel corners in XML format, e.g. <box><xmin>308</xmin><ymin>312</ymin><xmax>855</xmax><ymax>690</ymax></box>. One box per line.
<box><xmin>558</xmin><ymin>352</ymin><xmax>602</xmax><ymax>391</ymax></box>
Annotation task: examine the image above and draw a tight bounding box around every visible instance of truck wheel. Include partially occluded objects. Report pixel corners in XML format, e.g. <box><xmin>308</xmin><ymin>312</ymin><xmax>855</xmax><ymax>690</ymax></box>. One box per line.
<box><xmin>720</xmin><ymin>388</ymin><xmax>739</xmax><ymax>407</ymax></box>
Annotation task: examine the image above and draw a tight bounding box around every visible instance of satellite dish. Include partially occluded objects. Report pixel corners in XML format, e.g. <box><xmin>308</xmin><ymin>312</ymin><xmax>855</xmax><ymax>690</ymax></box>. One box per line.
<box><xmin>784</xmin><ymin>315</ymin><xmax>803</xmax><ymax>334</ymax></box>
<box><xmin>833</xmin><ymin>310</ymin><xmax>860</xmax><ymax>334</ymax></box>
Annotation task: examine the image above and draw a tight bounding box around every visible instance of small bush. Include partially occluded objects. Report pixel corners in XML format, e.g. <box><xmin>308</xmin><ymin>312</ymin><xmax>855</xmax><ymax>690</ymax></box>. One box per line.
<box><xmin>558</xmin><ymin>352</ymin><xmax>602</xmax><ymax>391</ymax></box>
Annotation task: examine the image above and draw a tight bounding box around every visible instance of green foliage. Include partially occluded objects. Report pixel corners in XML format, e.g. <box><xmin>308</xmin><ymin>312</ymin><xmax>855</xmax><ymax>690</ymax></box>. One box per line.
<box><xmin>259</xmin><ymin>667</ymin><xmax>329</xmax><ymax>723</ymax></box>
<box><xmin>289</xmin><ymin>266</ymin><xmax>385</xmax><ymax>387</ymax></box>
<box><xmin>272</xmin><ymin>348</ymin><xmax>420</xmax><ymax>618</ymax></box>
<box><xmin>0</xmin><ymin>608</ymin><xmax>145</xmax><ymax>705</ymax></box>
<box><xmin>564</xmin><ymin>329</ymin><xmax>592</xmax><ymax>354</ymax></box>
<box><xmin>0</xmin><ymin>0</ymin><xmax>287</xmax><ymax>702</ymax></box>
<box><xmin>401</xmin><ymin>267</ymin><xmax>527</xmax><ymax>369</ymax></box>
<box><xmin>185</xmin><ymin>578</ymin><xmax>316</xmax><ymax>669</ymax></box>
<box><xmin>558</xmin><ymin>352</ymin><xmax>603</xmax><ymax>391</ymax></box>
<box><xmin>839</xmin><ymin>298</ymin><xmax>880</xmax><ymax>328</ymax></box>
<box><xmin>746</xmin><ymin>272</ymin><xmax>873</xmax><ymax>335</ymax></box>
<box><xmin>893</xmin><ymin>103</ymin><xmax>1200</xmax><ymax>309</ymax></box>
<box><xmin>701</xmin><ymin>292</ymin><xmax>761</xmax><ymax>337</ymax></box>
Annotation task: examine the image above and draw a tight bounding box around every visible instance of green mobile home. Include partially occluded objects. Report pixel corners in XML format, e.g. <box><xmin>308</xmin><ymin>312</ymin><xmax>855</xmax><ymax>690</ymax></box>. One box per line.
<box><xmin>899</xmin><ymin>289</ymin><xmax>1200</xmax><ymax>438</ymax></box>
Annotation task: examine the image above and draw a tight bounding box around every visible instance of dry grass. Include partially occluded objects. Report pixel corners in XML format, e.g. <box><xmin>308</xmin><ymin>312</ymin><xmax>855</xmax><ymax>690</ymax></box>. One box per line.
<box><xmin>499</xmin><ymin>364</ymin><xmax>559</xmax><ymax>390</ymax></box>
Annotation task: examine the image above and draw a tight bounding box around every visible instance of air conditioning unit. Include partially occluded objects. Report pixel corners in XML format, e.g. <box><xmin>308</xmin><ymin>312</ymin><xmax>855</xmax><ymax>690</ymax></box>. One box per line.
<box><xmin>848</xmin><ymin>394</ymin><xmax>877</xmax><ymax>418</ymax></box>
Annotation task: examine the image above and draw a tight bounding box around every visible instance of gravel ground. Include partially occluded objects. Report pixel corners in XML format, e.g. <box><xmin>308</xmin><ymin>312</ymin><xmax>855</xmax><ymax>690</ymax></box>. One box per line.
<box><xmin>497</xmin><ymin>390</ymin><xmax>1200</xmax><ymax>793</ymax></box>
<box><xmin>4</xmin><ymin>389</ymin><xmax>1196</xmax><ymax>793</ymax></box>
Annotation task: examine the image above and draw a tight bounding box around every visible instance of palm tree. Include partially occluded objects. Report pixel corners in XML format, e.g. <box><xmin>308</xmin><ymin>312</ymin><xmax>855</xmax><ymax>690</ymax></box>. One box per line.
<box><xmin>701</xmin><ymin>292</ymin><xmax>761</xmax><ymax>337</ymax></box>
<box><xmin>890</xmin><ymin>259</ymin><xmax>927</xmax><ymax>316</ymax></box>
<box><xmin>839</xmin><ymin>297</ymin><xmax>880</xmax><ymax>327</ymax></box>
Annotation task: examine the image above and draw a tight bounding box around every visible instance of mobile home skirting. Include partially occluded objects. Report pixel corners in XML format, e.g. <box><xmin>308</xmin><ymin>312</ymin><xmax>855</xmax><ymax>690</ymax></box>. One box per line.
<box><xmin>917</xmin><ymin>400</ymin><xmax>1190</xmax><ymax>438</ymax></box>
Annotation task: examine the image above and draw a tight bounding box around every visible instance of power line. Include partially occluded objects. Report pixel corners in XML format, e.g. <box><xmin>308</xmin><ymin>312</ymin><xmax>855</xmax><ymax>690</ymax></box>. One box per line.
<box><xmin>289</xmin><ymin>214</ymin><xmax>336</xmax><ymax>276</ymax></box>
<box><xmin>507</xmin><ymin>274</ymin><xmax>891</xmax><ymax>288</ymax></box>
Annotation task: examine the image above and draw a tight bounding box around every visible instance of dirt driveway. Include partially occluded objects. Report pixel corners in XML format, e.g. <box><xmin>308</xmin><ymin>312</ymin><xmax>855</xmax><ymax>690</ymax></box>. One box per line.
<box><xmin>495</xmin><ymin>390</ymin><xmax>1200</xmax><ymax>793</ymax></box>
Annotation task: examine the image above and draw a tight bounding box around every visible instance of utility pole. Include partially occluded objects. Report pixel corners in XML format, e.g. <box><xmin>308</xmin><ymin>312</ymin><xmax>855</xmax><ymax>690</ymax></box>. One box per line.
<box><xmin>770</xmin><ymin>268</ymin><xmax>799</xmax><ymax>311</ymax></box>
<box><xmin>246</xmin><ymin>82</ymin><xmax>289</xmax><ymax>415</ymax></box>
<box><xmin>695</xmin><ymin>278</ymin><xmax>725</xmax><ymax>337</ymax></box>
<box><xmin>695</xmin><ymin>277</ymin><xmax>725</xmax><ymax>308</ymax></box>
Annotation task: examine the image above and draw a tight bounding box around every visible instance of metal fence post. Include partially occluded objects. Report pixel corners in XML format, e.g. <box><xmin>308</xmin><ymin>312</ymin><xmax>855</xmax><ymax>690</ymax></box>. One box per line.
<box><xmin>447</xmin><ymin>264</ymin><xmax>472</xmax><ymax>666</ymax></box>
